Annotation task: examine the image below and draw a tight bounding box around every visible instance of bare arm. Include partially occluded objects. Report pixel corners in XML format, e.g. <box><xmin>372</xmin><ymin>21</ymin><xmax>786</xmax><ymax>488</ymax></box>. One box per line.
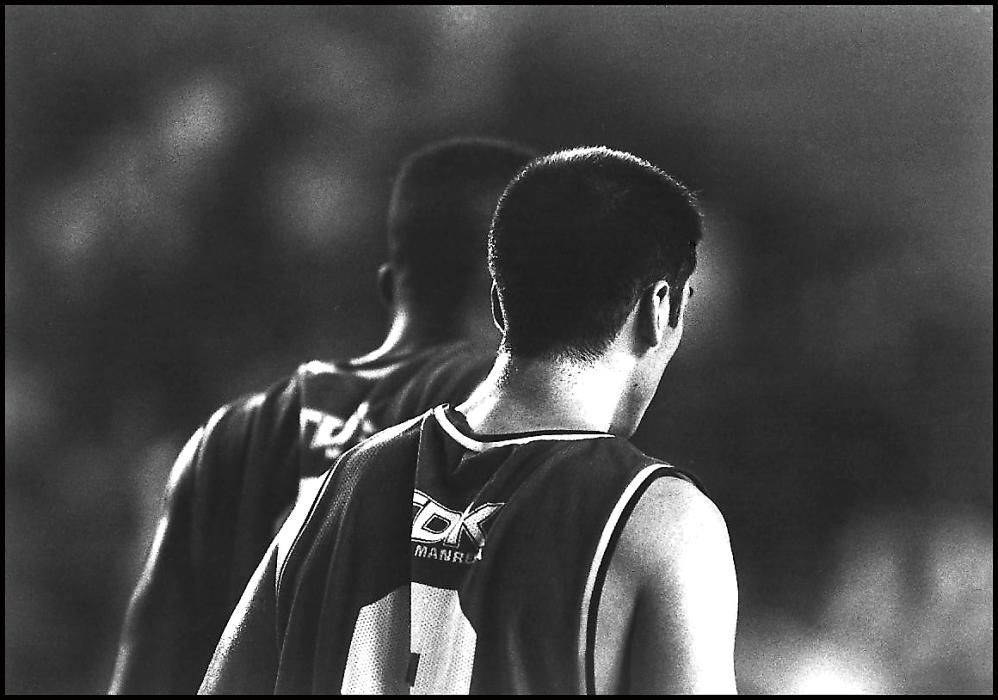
<box><xmin>596</xmin><ymin>476</ymin><xmax>738</xmax><ymax>694</ymax></box>
<box><xmin>109</xmin><ymin>428</ymin><xmax>207</xmax><ymax>694</ymax></box>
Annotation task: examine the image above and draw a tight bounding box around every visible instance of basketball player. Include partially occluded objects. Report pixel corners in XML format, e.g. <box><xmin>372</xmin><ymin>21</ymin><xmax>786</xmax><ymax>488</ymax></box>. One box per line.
<box><xmin>109</xmin><ymin>138</ymin><xmax>536</xmax><ymax>694</ymax></box>
<box><xmin>199</xmin><ymin>146</ymin><xmax>738</xmax><ymax>694</ymax></box>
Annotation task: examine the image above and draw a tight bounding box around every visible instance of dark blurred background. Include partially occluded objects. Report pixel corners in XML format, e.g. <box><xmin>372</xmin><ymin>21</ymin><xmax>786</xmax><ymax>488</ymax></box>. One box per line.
<box><xmin>5</xmin><ymin>5</ymin><xmax>992</xmax><ymax>694</ymax></box>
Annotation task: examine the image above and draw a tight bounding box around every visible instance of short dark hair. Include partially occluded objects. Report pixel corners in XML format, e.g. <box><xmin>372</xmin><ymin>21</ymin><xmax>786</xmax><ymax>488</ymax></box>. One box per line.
<box><xmin>387</xmin><ymin>137</ymin><xmax>536</xmax><ymax>312</ymax></box>
<box><xmin>489</xmin><ymin>146</ymin><xmax>702</xmax><ymax>361</ymax></box>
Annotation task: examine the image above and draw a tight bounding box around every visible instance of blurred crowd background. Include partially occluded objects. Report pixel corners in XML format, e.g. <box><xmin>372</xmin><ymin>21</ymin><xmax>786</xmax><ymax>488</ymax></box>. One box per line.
<box><xmin>5</xmin><ymin>5</ymin><xmax>992</xmax><ymax>694</ymax></box>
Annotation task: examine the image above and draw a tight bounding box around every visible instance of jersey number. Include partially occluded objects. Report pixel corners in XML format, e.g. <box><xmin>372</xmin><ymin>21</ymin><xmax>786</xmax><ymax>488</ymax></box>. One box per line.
<box><xmin>341</xmin><ymin>583</ymin><xmax>477</xmax><ymax>694</ymax></box>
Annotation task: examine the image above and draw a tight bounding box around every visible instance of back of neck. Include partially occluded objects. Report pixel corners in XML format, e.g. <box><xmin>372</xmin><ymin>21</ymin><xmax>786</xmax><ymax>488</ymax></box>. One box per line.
<box><xmin>354</xmin><ymin>309</ymin><xmax>499</xmax><ymax>365</ymax></box>
<box><xmin>457</xmin><ymin>352</ymin><xmax>636</xmax><ymax>436</ymax></box>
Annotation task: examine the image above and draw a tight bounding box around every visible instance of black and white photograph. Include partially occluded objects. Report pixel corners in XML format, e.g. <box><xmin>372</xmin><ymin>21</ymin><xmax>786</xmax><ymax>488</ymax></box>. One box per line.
<box><xmin>5</xmin><ymin>5</ymin><xmax>993</xmax><ymax>694</ymax></box>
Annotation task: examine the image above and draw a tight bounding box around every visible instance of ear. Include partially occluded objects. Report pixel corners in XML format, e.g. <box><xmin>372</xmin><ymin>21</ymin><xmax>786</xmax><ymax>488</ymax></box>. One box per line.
<box><xmin>490</xmin><ymin>282</ymin><xmax>505</xmax><ymax>333</ymax></box>
<box><xmin>636</xmin><ymin>280</ymin><xmax>672</xmax><ymax>349</ymax></box>
<box><xmin>377</xmin><ymin>263</ymin><xmax>394</xmax><ymax>308</ymax></box>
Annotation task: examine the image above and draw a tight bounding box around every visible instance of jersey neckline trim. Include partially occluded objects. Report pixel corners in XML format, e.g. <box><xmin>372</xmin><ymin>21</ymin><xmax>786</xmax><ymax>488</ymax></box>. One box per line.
<box><xmin>303</xmin><ymin>341</ymin><xmax>474</xmax><ymax>381</ymax></box>
<box><xmin>433</xmin><ymin>405</ymin><xmax>614</xmax><ymax>452</ymax></box>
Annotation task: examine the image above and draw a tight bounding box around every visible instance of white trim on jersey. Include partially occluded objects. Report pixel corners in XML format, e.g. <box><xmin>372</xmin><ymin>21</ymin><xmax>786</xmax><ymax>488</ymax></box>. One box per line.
<box><xmin>300</xmin><ymin>359</ymin><xmax>402</xmax><ymax>382</ymax></box>
<box><xmin>299</xmin><ymin>341</ymin><xmax>466</xmax><ymax>383</ymax></box>
<box><xmin>577</xmin><ymin>463</ymin><xmax>666</xmax><ymax>693</ymax></box>
<box><xmin>432</xmin><ymin>405</ymin><xmax>613</xmax><ymax>453</ymax></box>
<box><xmin>300</xmin><ymin>359</ymin><xmax>341</xmax><ymax>376</ymax></box>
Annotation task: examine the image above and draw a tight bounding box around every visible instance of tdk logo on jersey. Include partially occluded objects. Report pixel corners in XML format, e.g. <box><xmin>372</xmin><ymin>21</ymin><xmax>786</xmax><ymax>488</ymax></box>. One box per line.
<box><xmin>411</xmin><ymin>490</ymin><xmax>503</xmax><ymax>564</ymax></box>
<box><xmin>300</xmin><ymin>402</ymin><xmax>377</xmax><ymax>462</ymax></box>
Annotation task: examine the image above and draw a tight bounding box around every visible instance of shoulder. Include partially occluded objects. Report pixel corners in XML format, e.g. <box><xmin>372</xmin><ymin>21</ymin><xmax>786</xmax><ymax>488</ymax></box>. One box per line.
<box><xmin>611</xmin><ymin>471</ymin><xmax>737</xmax><ymax>661</ymax></box>
<box><xmin>164</xmin><ymin>372</ymin><xmax>302</xmax><ymax>508</ymax></box>
<box><xmin>220</xmin><ymin>372</ymin><xmax>302</xmax><ymax>433</ymax></box>
<box><xmin>620</xmin><ymin>474</ymin><xmax>732</xmax><ymax>581</ymax></box>
<box><xmin>601</xmin><ymin>472</ymin><xmax>737</xmax><ymax>693</ymax></box>
<box><xmin>589</xmin><ymin>461</ymin><xmax>736</xmax><ymax>694</ymax></box>
<box><xmin>197</xmin><ymin>372</ymin><xmax>302</xmax><ymax>456</ymax></box>
<box><xmin>598</xmin><ymin>459</ymin><xmax>735</xmax><ymax>618</ymax></box>
<box><xmin>630</xmin><ymin>472</ymin><xmax>725</xmax><ymax>536</ymax></box>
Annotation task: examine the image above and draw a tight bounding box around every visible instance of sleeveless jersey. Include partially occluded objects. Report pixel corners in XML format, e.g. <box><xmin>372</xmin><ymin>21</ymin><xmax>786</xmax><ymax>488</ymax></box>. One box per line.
<box><xmin>199</xmin><ymin>404</ymin><xmax>704</xmax><ymax>694</ymax></box>
<box><xmin>110</xmin><ymin>342</ymin><xmax>492</xmax><ymax>695</ymax></box>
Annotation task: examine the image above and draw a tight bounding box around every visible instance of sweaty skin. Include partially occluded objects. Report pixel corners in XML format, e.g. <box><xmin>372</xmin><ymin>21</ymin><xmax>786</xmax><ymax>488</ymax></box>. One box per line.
<box><xmin>595</xmin><ymin>477</ymin><xmax>738</xmax><ymax>693</ymax></box>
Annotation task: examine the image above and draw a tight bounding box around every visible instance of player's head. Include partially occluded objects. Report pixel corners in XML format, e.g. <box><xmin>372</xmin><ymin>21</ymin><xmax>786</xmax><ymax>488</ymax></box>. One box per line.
<box><xmin>490</xmin><ymin>145</ymin><xmax>702</xmax><ymax>364</ymax></box>
<box><xmin>384</xmin><ymin>137</ymin><xmax>536</xmax><ymax>325</ymax></box>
